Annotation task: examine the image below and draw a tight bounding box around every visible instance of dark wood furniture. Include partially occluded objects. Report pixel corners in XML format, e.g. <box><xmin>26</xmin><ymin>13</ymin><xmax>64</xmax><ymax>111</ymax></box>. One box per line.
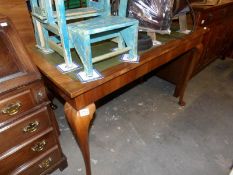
<box><xmin>0</xmin><ymin>15</ymin><xmax>67</xmax><ymax>174</ymax></box>
<box><xmin>154</xmin><ymin>1</ymin><xmax>233</xmax><ymax>87</ymax></box>
<box><xmin>0</xmin><ymin>0</ymin><xmax>35</xmax><ymax>45</ymax></box>
<box><xmin>0</xmin><ymin>1</ymin><xmax>207</xmax><ymax>174</ymax></box>
<box><xmin>192</xmin><ymin>0</ymin><xmax>233</xmax><ymax>72</ymax></box>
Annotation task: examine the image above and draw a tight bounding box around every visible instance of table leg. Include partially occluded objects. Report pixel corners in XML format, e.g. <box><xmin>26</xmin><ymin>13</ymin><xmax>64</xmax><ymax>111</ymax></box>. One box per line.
<box><xmin>64</xmin><ymin>102</ymin><xmax>96</xmax><ymax>175</ymax></box>
<box><xmin>175</xmin><ymin>44</ymin><xmax>204</xmax><ymax>106</ymax></box>
<box><xmin>46</xmin><ymin>87</ymin><xmax>58</xmax><ymax>110</ymax></box>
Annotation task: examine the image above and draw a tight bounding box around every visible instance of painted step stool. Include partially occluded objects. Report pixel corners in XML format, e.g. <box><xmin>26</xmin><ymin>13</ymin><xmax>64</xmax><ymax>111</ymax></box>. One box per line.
<box><xmin>69</xmin><ymin>15</ymin><xmax>138</xmax><ymax>77</ymax></box>
<box><xmin>30</xmin><ymin>0</ymin><xmax>106</xmax><ymax>56</ymax></box>
<box><xmin>30</xmin><ymin>0</ymin><xmax>139</xmax><ymax>81</ymax></box>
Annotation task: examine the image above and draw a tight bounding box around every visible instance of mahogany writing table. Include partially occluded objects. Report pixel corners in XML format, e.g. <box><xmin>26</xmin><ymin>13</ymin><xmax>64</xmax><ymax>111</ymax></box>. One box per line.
<box><xmin>28</xmin><ymin>27</ymin><xmax>206</xmax><ymax>175</ymax></box>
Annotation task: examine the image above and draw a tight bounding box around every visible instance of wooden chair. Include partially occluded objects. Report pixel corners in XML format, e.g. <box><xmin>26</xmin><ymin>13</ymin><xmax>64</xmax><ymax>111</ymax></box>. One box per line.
<box><xmin>30</xmin><ymin>0</ymin><xmax>102</xmax><ymax>21</ymax></box>
<box><xmin>30</xmin><ymin>0</ymin><xmax>139</xmax><ymax>78</ymax></box>
<box><xmin>30</xmin><ymin>0</ymin><xmax>104</xmax><ymax>51</ymax></box>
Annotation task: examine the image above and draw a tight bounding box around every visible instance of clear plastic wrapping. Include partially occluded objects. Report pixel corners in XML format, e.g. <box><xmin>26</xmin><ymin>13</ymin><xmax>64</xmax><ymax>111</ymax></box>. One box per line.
<box><xmin>128</xmin><ymin>0</ymin><xmax>174</xmax><ymax>34</ymax></box>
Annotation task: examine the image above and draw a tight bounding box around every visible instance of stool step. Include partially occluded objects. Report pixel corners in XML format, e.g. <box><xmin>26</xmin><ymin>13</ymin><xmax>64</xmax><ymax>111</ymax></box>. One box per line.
<box><xmin>92</xmin><ymin>47</ymin><xmax>131</xmax><ymax>63</ymax></box>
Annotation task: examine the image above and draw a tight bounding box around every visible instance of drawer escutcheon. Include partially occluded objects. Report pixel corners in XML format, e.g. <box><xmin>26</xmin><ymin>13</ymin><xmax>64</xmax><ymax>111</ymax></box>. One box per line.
<box><xmin>31</xmin><ymin>140</ymin><xmax>47</xmax><ymax>152</ymax></box>
<box><xmin>1</xmin><ymin>101</ymin><xmax>22</xmax><ymax>116</ymax></box>
<box><xmin>23</xmin><ymin>121</ymin><xmax>40</xmax><ymax>133</ymax></box>
<box><xmin>38</xmin><ymin>157</ymin><xmax>52</xmax><ymax>169</ymax></box>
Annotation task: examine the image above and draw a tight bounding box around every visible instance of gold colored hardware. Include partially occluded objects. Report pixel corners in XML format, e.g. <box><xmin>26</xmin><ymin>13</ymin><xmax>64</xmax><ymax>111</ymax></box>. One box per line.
<box><xmin>38</xmin><ymin>157</ymin><xmax>52</xmax><ymax>169</ymax></box>
<box><xmin>37</xmin><ymin>90</ymin><xmax>44</xmax><ymax>101</ymax></box>
<box><xmin>37</xmin><ymin>91</ymin><xmax>43</xmax><ymax>97</ymax></box>
<box><xmin>31</xmin><ymin>140</ymin><xmax>46</xmax><ymax>152</ymax></box>
<box><xmin>23</xmin><ymin>121</ymin><xmax>39</xmax><ymax>133</ymax></box>
<box><xmin>1</xmin><ymin>101</ymin><xmax>22</xmax><ymax>116</ymax></box>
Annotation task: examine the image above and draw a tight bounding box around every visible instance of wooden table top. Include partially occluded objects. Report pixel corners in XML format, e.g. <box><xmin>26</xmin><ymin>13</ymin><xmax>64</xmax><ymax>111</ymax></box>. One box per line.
<box><xmin>28</xmin><ymin>27</ymin><xmax>207</xmax><ymax>109</ymax></box>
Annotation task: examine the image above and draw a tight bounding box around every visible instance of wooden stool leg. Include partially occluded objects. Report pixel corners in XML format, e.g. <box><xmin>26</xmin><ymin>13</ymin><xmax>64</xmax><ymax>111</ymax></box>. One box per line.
<box><xmin>64</xmin><ymin>103</ymin><xmax>96</xmax><ymax>175</ymax></box>
<box><xmin>179</xmin><ymin>14</ymin><xmax>188</xmax><ymax>33</ymax></box>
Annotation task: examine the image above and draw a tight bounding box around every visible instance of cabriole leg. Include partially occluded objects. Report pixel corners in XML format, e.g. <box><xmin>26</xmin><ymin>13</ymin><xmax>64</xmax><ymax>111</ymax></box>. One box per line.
<box><xmin>64</xmin><ymin>103</ymin><xmax>96</xmax><ymax>175</ymax></box>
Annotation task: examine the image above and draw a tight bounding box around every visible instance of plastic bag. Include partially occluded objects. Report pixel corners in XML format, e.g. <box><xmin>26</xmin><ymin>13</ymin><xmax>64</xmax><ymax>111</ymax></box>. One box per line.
<box><xmin>128</xmin><ymin>0</ymin><xmax>174</xmax><ymax>34</ymax></box>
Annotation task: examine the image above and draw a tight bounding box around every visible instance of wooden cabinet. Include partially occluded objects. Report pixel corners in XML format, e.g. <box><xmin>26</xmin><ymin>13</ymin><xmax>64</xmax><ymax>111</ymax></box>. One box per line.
<box><xmin>155</xmin><ymin>1</ymin><xmax>233</xmax><ymax>85</ymax></box>
<box><xmin>0</xmin><ymin>15</ymin><xmax>67</xmax><ymax>174</ymax></box>
<box><xmin>192</xmin><ymin>0</ymin><xmax>233</xmax><ymax>73</ymax></box>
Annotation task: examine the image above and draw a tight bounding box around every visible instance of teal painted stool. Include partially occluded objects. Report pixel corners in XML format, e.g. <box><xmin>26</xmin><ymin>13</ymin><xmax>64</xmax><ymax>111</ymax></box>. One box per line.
<box><xmin>30</xmin><ymin>0</ymin><xmax>139</xmax><ymax>80</ymax></box>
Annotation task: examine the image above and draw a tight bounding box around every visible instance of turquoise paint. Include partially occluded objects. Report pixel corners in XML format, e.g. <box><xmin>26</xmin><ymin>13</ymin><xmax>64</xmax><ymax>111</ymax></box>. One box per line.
<box><xmin>120</xmin><ymin>24</ymin><xmax>139</xmax><ymax>60</ymax></box>
<box><xmin>44</xmin><ymin>0</ymin><xmax>56</xmax><ymax>24</ymax></box>
<box><xmin>71</xmin><ymin>31</ymin><xmax>93</xmax><ymax>76</ymax></box>
<box><xmin>30</xmin><ymin>0</ymin><xmax>139</xmax><ymax>78</ymax></box>
<box><xmin>119</xmin><ymin>0</ymin><xmax>127</xmax><ymax>17</ymax></box>
<box><xmin>90</xmin><ymin>32</ymin><xmax>120</xmax><ymax>44</ymax></box>
<box><xmin>54</xmin><ymin>0</ymin><xmax>73</xmax><ymax>66</ymax></box>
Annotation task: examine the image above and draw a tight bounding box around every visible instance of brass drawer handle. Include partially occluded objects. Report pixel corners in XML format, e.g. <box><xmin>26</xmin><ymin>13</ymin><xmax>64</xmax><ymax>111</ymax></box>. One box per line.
<box><xmin>23</xmin><ymin>121</ymin><xmax>39</xmax><ymax>133</ymax></box>
<box><xmin>31</xmin><ymin>140</ymin><xmax>46</xmax><ymax>152</ymax></box>
<box><xmin>1</xmin><ymin>101</ymin><xmax>22</xmax><ymax>116</ymax></box>
<box><xmin>38</xmin><ymin>157</ymin><xmax>52</xmax><ymax>169</ymax></box>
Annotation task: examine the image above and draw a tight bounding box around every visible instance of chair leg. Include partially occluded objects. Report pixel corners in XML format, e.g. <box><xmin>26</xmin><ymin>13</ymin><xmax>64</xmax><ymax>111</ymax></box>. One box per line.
<box><xmin>71</xmin><ymin>32</ymin><xmax>94</xmax><ymax>76</ymax></box>
<box><xmin>54</xmin><ymin>0</ymin><xmax>73</xmax><ymax>67</ymax></box>
<box><xmin>81</xmin><ymin>35</ymin><xmax>93</xmax><ymax>77</ymax></box>
<box><xmin>32</xmin><ymin>17</ymin><xmax>52</xmax><ymax>53</ymax></box>
<box><xmin>120</xmin><ymin>24</ymin><xmax>138</xmax><ymax>60</ymax></box>
<box><xmin>117</xmin><ymin>34</ymin><xmax>125</xmax><ymax>49</ymax></box>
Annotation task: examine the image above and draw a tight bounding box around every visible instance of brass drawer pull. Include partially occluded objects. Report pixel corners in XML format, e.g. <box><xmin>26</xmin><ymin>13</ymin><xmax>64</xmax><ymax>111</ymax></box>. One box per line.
<box><xmin>23</xmin><ymin>121</ymin><xmax>39</xmax><ymax>133</ymax></box>
<box><xmin>31</xmin><ymin>140</ymin><xmax>46</xmax><ymax>152</ymax></box>
<box><xmin>38</xmin><ymin>157</ymin><xmax>52</xmax><ymax>169</ymax></box>
<box><xmin>1</xmin><ymin>101</ymin><xmax>22</xmax><ymax>116</ymax></box>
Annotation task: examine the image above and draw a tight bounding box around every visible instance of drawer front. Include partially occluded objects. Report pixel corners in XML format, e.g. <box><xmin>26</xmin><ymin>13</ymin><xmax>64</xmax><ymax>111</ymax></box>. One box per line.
<box><xmin>199</xmin><ymin>8</ymin><xmax>228</xmax><ymax>26</ymax></box>
<box><xmin>13</xmin><ymin>146</ymin><xmax>62</xmax><ymax>175</ymax></box>
<box><xmin>198</xmin><ymin>5</ymin><xmax>233</xmax><ymax>26</ymax></box>
<box><xmin>0</xmin><ymin>90</ymin><xmax>35</xmax><ymax>123</ymax></box>
<box><xmin>0</xmin><ymin>129</ymin><xmax>57</xmax><ymax>174</ymax></box>
<box><xmin>0</xmin><ymin>106</ymin><xmax>52</xmax><ymax>154</ymax></box>
<box><xmin>0</xmin><ymin>81</ymin><xmax>48</xmax><ymax>125</ymax></box>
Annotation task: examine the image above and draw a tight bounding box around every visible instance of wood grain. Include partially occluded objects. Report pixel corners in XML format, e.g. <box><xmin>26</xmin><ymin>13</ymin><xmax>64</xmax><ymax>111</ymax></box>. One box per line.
<box><xmin>28</xmin><ymin>27</ymin><xmax>207</xmax><ymax>110</ymax></box>
<box><xmin>0</xmin><ymin>15</ymin><xmax>40</xmax><ymax>93</ymax></box>
<box><xmin>0</xmin><ymin>14</ymin><xmax>67</xmax><ymax>175</ymax></box>
<box><xmin>0</xmin><ymin>0</ymin><xmax>35</xmax><ymax>44</ymax></box>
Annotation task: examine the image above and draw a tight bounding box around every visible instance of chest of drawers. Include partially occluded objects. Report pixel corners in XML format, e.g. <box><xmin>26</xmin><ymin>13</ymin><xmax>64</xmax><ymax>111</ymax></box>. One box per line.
<box><xmin>0</xmin><ymin>15</ymin><xmax>67</xmax><ymax>174</ymax></box>
<box><xmin>192</xmin><ymin>0</ymin><xmax>233</xmax><ymax>73</ymax></box>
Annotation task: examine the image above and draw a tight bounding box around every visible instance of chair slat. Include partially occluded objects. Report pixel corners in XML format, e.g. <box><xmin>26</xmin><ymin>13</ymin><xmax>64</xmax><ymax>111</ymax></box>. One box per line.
<box><xmin>30</xmin><ymin>0</ymin><xmax>139</xmax><ymax>78</ymax></box>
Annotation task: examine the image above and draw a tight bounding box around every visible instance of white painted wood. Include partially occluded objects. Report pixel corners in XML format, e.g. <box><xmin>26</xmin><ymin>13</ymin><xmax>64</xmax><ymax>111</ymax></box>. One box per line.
<box><xmin>147</xmin><ymin>31</ymin><xmax>156</xmax><ymax>41</ymax></box>
<box><xmin>179</xmin><ymin>14</ymin><xmax>188</xmax><ymax>32</ymax></box>
<box><xmin>48</xmin><ymin>40</ymin><xmax>64</xmax><ymax>57</ymax></box>
<box><xmin>92</xmin><ymin>47</ymin><xmax>131</xmax><ymax>63</ymax></box>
